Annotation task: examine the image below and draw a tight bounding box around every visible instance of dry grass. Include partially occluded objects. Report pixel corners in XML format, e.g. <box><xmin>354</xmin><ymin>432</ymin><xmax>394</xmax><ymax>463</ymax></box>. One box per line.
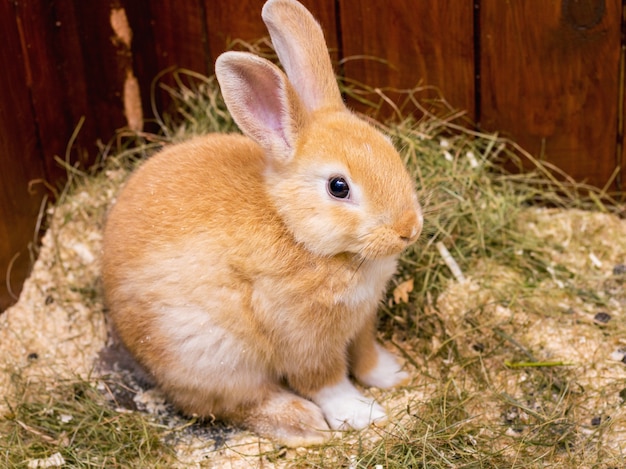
<box><xmin>1</xmin><ymin>61</ymin><xmax>626</xmax><ymax>468</ymax></box>
<box><xmin>1</xmin><ymin>379</ymin><xmax>173</xmax><ymax>468</ymax></box>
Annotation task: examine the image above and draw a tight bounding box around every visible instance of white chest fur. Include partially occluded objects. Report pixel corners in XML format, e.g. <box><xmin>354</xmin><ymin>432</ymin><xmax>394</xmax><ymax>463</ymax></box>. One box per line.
<box><xmin>339</xmin><ymin>255</ymin><xmax>398</xmax><ymax>310</ymax></box>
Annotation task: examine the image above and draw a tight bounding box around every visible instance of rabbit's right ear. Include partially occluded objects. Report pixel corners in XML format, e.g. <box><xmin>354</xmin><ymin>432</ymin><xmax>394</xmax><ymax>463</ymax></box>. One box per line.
<box><xmin>215</xmin><ymin>51</ymin><xmax>306</xmax><ymax>161</ymax></box>
<box><xmin>262</xmin><ymin>0</ymin><xmax>344</xmax><ymax>113</ymax></box>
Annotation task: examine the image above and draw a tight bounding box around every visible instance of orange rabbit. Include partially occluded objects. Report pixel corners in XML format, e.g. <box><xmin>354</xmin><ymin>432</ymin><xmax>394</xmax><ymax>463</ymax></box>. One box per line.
<box><xmin>102</xmin><ymin>0</ymin><xmax>422</xmax><ymax>446</ymax></box>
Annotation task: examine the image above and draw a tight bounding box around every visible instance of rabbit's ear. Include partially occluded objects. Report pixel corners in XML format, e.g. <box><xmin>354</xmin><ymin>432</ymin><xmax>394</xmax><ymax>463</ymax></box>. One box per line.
<box><xmin>262</xmin><ymin>0</ymin><xmax>343</xmax><ymax>113</ymax></box>
<box><xmin>215</xmin><ymin>51</ymin><xmax>306</xmax><ymax>161</ymax></box>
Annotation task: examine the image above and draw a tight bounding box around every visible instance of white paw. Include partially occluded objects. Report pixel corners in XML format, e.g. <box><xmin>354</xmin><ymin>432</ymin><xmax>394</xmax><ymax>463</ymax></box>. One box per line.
<box><xmin>360</xmin><ymin>344</ymin><xmax>409</xmax><ymax>389</ymax></box>
<box><xmin>312</xmin><ymin>376</ymin><xmax>387</xmax><ymax>430</ymax></box>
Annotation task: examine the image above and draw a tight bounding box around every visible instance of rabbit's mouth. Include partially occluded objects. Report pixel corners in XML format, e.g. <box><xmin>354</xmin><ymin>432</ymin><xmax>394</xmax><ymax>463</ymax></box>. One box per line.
<box><xmin>358</xmin><ymin>223</ymin><xmax>422</xmax><ymax>260</ymax></box>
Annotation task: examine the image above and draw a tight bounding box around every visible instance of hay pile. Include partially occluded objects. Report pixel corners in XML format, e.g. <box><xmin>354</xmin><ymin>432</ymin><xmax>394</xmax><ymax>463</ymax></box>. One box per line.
<box><xmin>2</xmin><ymin>70</ymin><xmax>626</xmax><ymax>468</ymax></box>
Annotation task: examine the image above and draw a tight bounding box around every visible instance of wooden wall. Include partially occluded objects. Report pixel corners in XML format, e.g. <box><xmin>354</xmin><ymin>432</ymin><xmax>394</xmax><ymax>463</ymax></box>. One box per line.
<box><xmin>0</xmin><ymin>0</ymin><xmax>623</xmax><ymax>311</ymax></box>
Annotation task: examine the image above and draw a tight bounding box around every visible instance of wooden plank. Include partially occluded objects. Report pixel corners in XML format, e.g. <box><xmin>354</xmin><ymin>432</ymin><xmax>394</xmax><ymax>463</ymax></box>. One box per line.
<box><xmin>69</xmin><ymin>0</ymin><xmax>134</xmax><ymax>136</ymax></box>
<box><xmin>0</xmin><ymin>1</ymin><xmax>48</xmax><ymax>311</ymax></box>
<box><xmin>125</xmin><ymin>0</ymin><xmax>209</xmax><ymax>76</ymax></box>
<box><xmin>205</xmin><ymin>0</ymin><xmax>272</xmax><ymax>57</ymax></box>
<box><xmin>621</xmin><ymin>2</ymin><xmax>626</xmax><ymax>193</ymax></box>
<box><xmin>12</xmin><ymin>0</ymin><xmax>89</xmax><ymax>182</ymax></box>
<box><xmin>15</xmin><ymin>0</ymin><xmax>130</xmax><ymax>177</ymax></box>
<box><xmin>122</xmin><ymin>0</ymin><xmax>209</xmax><ymax>132</ymax></box>
<box><xmin>339</xmin><ymin>0</ymin><xmax>475</xmax><ymax>119</ymax></box>
<box><xmin>480</xmin><ymin>0</ymin><xmax>622</xmax><ymax>189</ymax></box>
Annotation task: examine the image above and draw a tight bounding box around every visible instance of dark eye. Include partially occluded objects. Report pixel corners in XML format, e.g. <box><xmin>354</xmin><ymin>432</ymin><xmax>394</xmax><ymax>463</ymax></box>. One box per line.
<box><xmin>327</xmin><ymin>176</ymin><xmax>350</xmax><ymax>199</ymax></box>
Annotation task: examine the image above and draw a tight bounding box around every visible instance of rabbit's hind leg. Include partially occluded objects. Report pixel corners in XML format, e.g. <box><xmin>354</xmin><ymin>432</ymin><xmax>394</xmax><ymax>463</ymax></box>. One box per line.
<box><xmin>236</xmin><ymin>385</ymin><xmax>332</xmax><ymax>447</ymax></box>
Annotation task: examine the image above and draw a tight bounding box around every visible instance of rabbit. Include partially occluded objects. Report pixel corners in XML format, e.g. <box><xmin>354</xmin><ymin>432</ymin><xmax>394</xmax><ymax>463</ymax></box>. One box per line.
<box><xmin>101</xmin><ymin>0</ymin><xmax>422</xmax><ymax>447</ymax></box>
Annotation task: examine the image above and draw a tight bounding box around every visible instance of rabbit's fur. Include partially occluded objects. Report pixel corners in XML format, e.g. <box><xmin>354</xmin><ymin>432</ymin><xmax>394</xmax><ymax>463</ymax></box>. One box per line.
<box><xmin>102</xmin><ymin>0</ymin><xmax>422</xmax><ymax>446</ymax></box>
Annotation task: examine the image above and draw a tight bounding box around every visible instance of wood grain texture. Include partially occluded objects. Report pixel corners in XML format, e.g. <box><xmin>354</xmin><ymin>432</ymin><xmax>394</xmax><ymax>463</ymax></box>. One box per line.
<box><xmin>339</xmin><ymin>0</ymin><xmax>475</xmax><ymax>118</ymax></box>
<box><xmin>0</xmin><ymin>1</ymin><xmax>48</xmax><ymax>311</ymax></box>
<box><xmin>616</xmin><ymin>2</ymin><xmax>626</xmax><ymax>191</ymax></box>
<box><xmin>13</xmin><ymin>0</ymin><xmax>86</xmax><ymax>183</ymax></box>
<box><xmin>123</xmin><ymin>0</ymin><xmax>210</xmax><ymax>132</ymax></box>
<box><xmin>68</xmin><ymin>0</ymin><xmax>132</xmax><ymax>137</ymax></box>
<box><xmin>146</xmin><ymin>0</ymin><xmax>209</xmax><ymax>74</ymax></box>
<box><xmin>13</xmin><ymin>0</ymin><xmax>132</xmax><ymax>176</ymax></box>
<box><xmin>480</xmin><ymin>0</ymin><xmax>622</xmax><ymax>189</ymax></box>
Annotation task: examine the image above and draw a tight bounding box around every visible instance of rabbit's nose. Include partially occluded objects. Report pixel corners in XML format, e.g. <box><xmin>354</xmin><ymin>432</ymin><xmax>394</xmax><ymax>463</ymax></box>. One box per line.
<box><xmin>395</xmin><ymin>208</ymin><xmax>422</xmax><ymax>244</ymax></box>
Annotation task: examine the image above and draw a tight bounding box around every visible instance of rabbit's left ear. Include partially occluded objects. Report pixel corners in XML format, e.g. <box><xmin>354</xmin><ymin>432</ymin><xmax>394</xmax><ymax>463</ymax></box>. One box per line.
<box><xmin>262</xmin><ymin>0</ymin><xmax>344</xmax><ymax>113</ymax></box>
<box><xmin>215</xmin><ymin>51</ymin><xmax>306</xmax><ymax>161</ymax></box>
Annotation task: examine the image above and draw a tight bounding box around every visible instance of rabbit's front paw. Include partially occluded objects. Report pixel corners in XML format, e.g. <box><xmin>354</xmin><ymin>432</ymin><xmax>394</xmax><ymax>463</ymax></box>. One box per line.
<box><xmin>358</xmin><ymin>344</ymin><xmax>409</xmax><ymax>389</ymax></box>
<box><xmin>313</xmin><ymin>376</ymin><xmax>386</xmax><ymax>430</ymax></box>
<box><xmin>359</xmin><ymin>343</ymin><xmax>409</xmax><ymax>389</ymax></box>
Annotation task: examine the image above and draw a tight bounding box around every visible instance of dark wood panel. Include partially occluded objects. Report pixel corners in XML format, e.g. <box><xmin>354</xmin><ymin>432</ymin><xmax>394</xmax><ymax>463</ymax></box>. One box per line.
<box><xmin>125</xmin><ymin>0</ymin><xmax>234</xmax><ymax>132</ymax></box>
<box><xmin>0</xmin><ymin>1</ymin><xmax>48</xmax><ymax>311</ymax></box>
<box><xmin>205</xmin><ymin>0</ymin><xmax>272</xmax><ymax>57</ymax></box>
<box><xmin>69</xmin><ymin>0</ymin><xmax>132</xmax><ymax>139</ymax></box>
<box><xmin>480</xmin><ymin>0</ymin><xmax>622</xmax><ymax>189</ymax></box>
<box><xmin>124</xmin><ymin>0</ymin><xmax>209</xmax><ymax>80</ymax></box>
<box><xmin>339</xmin><ymin>0</ymin><xmax>475</xmax><ymax>118</ymax></box>
<box><xmin>13</xmin><ymin>0</ymin><xmax>88</xmax><ymax>182</ymax></box>
<box><xmin>616</xmin><ymin>4</ymin><xmax>626</xmax><ymax>192</ymax></box>
<box><xmin>123</xmin><ymin>0</ymin><xmax>201</xmax><ymax>132</ymax></box>
<box><xmin>16</xmin><ymin>0</ymin><xmax>130</xmax><ymax>179</ymax></box>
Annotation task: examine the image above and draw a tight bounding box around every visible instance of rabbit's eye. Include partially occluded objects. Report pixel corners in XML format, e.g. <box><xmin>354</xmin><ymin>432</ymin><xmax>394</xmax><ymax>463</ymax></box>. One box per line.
<box><xmin>328</xmin><ymin>176</ymin><xmax>350</xmax><ymax>199</ymax></box>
